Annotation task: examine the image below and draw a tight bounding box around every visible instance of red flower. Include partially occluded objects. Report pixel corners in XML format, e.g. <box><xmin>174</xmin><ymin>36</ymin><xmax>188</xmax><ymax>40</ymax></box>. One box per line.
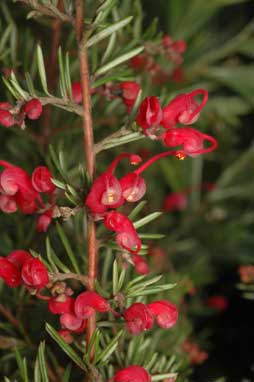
<box><xmin>147</xmin><ymin>300</ymin><xmax>178</xmax><ymax>329</ymax></box>
<box><xmin>60</xmin><ymin>313</ymin><xmax>85</xmax><ymax>332</ymax></box>
<box><xmin>48</xmin><ymin>296</ymin><xmax>74</xmax><ymax>315</ymax></box>
<box><xmin>163</xmin><ymin>127</ymin><xmax>218</xmax><ymax>157</ymax></box>
<box><xmin>163</xmin><ymin>192</ymin><xmax>187</xmax><ymax>212</ymax></box>
<box><xmin>113</xmin><ymin>365</ymin><xmax>151</xmax><ymax>382</ymax></box>
<box><xmin>104</xmin><ymin>211</ymin><xmax>141</xmax><ymax>254</ymax></box>
<box><xmin>7</xmin><ymin>250</ymin><xmax>32</xmax><ymax>269</ymax></box>
<box><xmin>119</xmin><ymin>81</ymin><xmax>141</xmax><ymax>111</ymax></box>
<box><xmin>132</xmin><ymin>254</ymin><xmax>150</xmax><ymax>275</ymax></box>
<box><xmin>124</xmin><ymin>303</ymin><xmax>153</xmax><ymax>335</ymax></box>
<box><xmin>36</xmin><ymin>208</ymin><xmax>53</xmax><ymax>232</ymax></box>
<box><xmin>74</xmin><ymin>291</ymin><xmax>110</xmax><ymax>319</ymax></box>
<box><xmin>119</xmin><ymin>172</ymin><xmax>146</xmax><ymax>203</ymax></box>
<box><xmin>207</xmin><ymin>296</ymin><xmax>228</xmax><ymax>311</ymax></box>
<box><xmin>85</xmin><ymin>153</ymin><xmax>141</xmax><ymax>215</ymax></box>
<box><xmin>0</xmin><ymin>194</ymin><xmax>17</xmax><ymax>213</ymax></box>
<box><xmin>161</xmin><ymin>89</ymin><xmax>208</xmax><ymax>129</ymax></box>
<box><xmin>0</xmin><ymin>160</ymin><xmax>39</xmax><ymax>214</ymax></box>
<box><xmin>0</xmin><ymin>258</ymin><xmax>21</xmax><ymax>287</ymax></box>
<box><xmin>32</xmin><ymin>166</ymin><xmax>55</xmax><ymax>194</ymax></box>
<box><xmin>136</xmin><ymin>96</ymin><xmax>162</xmax><ymax>136</ymax></box>
<box><xmin>21</xmin><ymin>258</ymin><xmax>49</xmax><ymax>289</ymax></box>
<box><xmin>72</xmin><ymin>82</ymin><xmax>82</xmax><ymax>104</ymax></box>
<box><xmin>23</xmin><ymin>99</ymin><xmax>43</xmax><ymax>120</ymax></box>
<box><xmin>0</xmin><ymin>110</ymin><xmax>15</xmax><ymax>127</ymax></box>
<box><xmin>129</xmin><ymin>55</ymin><xmax>148</xmax><ymax>71</ymax></box>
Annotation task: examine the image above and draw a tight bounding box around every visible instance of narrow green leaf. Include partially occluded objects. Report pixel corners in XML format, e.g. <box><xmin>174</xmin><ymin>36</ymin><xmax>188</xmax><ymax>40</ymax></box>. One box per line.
<box><xmin>133</xmin><ymin>212</ymin><xmax>162</xmax><ymax>229</ymax></box>
<box><xmin>46</xmin><ymin>237</ymin><xmax>58</xmax><ymax>273</ymax></box>
<box><xmin>58</xmin><ymin>46</ymin><xmax>67</xmax><ymax>98</ymax></box>
<box><xmin>128</xmin><ymin>201</ymin><xmax>147</xmax><ymax>220</ymax></box>
<box><xmin>34</xmin><ymin>357</ymin><xmax>41</xmax><ymax>382</ymax></box>
<box><xmin>101</xmin><ymin>32</ymin><xmax>116</xmax><ymax>64</ymax></box>
<box><xmin>46</xmin><ymin>323</ymin><xmax>87</xmax><ymax>371</ymax></box>
<box><xmin>112</xmin><ymin>260</ymin><xmax>118</xmax><ymax>295</ymax></box>
<box><xmin>36</xmin><ymin>45</ymin><xmax>49</xmax><ymax>95</ymax></box>
<box><xmin>96</xmin><ymin>330</ymin><xmax>123</xmax><ymax>364</ymax></box>
<box><xmin>56</xmin><ymin>222</ymin><xmax>80</xmax><ymax>274</ymax></box>
<box><xmin>139</xmin><ymin>233</ymin><xmax>165</xmax><ymax>240</ymax></box>
<box><xmin>94</xmin><ymin>46</ymin><xmax>144</xmax><ymax>76</ymax></box>
<box><xmin>151</xmin><ymin>373</ymin><xmax>178</xmax><ymax>381</ymax></box>
<box><xmin>87</xmin><ymin>16</ymin><xmax>133</xmax><ymax>48</ymax></box>
<box><xmin>38</xmin><ymin>342</ymin><xmax>49</xmax><ymax>382</ymax></box>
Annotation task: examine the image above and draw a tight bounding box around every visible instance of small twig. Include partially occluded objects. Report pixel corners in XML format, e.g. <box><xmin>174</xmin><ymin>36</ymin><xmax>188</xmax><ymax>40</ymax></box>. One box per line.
<box><xmin>0</xmin><ymin>303</ymin><xmax>20</xmax><ymax>328</ymax></box>
<box><xmin>16</xmin><ymin>0</ymin><xmax>74</xmax><ymax>24</ymax></box>
<box><xmin>40</xmin><ymin>96</ymin><xmax>83</xmax><ymax>116</ymax></box>
<box><xmin>94</xmin><ymin>126</ymin><xmax>129</xmax><ymax>154</ymax></box>
<box><xmin>50</xmin><ymin>272</ymin><xmax>89</xmax><ymax>287</ymax></box>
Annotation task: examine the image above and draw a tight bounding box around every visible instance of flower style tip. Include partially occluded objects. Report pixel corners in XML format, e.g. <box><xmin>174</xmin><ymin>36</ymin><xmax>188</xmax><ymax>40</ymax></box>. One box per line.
<box><xmin>113</xmin><ymin>365</ymin><xmax>151</xmax><ymax>382</ymax></box>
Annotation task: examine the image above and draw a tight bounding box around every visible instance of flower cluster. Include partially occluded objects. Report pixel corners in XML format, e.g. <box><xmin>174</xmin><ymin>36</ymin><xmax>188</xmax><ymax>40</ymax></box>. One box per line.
<box><xmin>0</xmin><ymin>99</ymin><xmax>42</xmax><ymax>128</ymax></box>
<box><xmin>124</xmin><ymin>300</ymin><xmax>178</xmax><ymax>335</ymax></box>
<box><xmin>0</xmin><ymin>160</ymin><xmax>56</xmax><ymax>232</ymax></box>
<box><xmin>0</xmin><ymin>250</ymin><xmax>48</xmax><ymax>289</ymax></box>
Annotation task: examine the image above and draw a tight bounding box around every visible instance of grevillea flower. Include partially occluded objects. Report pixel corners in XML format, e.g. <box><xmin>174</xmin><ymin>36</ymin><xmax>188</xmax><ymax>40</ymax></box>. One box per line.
<box><xmin>206</xmin><ymin>296</ymin><xmax>228</xmax><ymax>311</ymax></box>
<box><xmin>136</xmin><ymin>96</ymin><xmax>162</xmax><ymax>136</ymax></box>
<box><xmin>36</xmin><ymin>208</ymin><xmax>54</xmax><ymax>232</ymax></box>
<box><xmin>104</xmin><ymin>211</ymin><xmax>141</xmax><ymax>254</ymax></box>
<box><xmin>147</xmin><ymin>300</ymin><xmax>178</xmax><ymax>329</ymax></box>
<box><xmin>32</xmin><ymin>166</ymin><xmax>55</xmax><ymax>194</ymax></box>
<box><xmin>0</xmin><ymin>109</ymin><xmax>15</xmax><ymax>127</ymax></box>
<box><xmin>58</xmin><ymin>329</ymin><xmax>73</xmax><ymax>344</ymax></box>
<box><xmin>74</xmin><ymin>291</ymin><xmax>110</xmax><ymax>319</ymax></box>
<box><xmin>162</xmin><ymin>35</ymin><xmax>187</xmax><ymax>66</ymax></box>
<box><xmin>0</xmin><ymin>160</ymin><xmax>39</xmax><ymax>214</ymax></box>
<box><xmin>60</xmin><ymin>313</ymin><xmax>85</xmax><ymax>332</ymax></box>
<box><xmin>72</xmin><ymin>82</ymin><xmax>82</xmax><ymax>104</ymax></box>
<box><xmin>132</xmin><ymin>254</ymin><xmax>150</xmax><ymax>275</ymax></box>
<box><xmin>85</xmin><ymin>153</ymin><xmax>141</xmax><ymax>215</ymax></box>
<box><xmin>163</xmin><ymin>127</ymin><xmax>218</xmax><ymax>157</ymax></box>
<box><xmin>0</xmin><ymin>258</ymin><xmax>21</xmax><ymax>287</ymax></box>
<box><xmin>113</xmin><ymin>365</ymin><xmax>151</xmax><ymax>382</ymax></box>
<box><xmin>119</xmin><ymin>172</ymin><xmax>146</xmax><ymax>203</ymax></box>
<box><xmin>119</xmin><ymin>81</ymin><xmax>141</xmax><ymax>111</ymax></box>
<box><xmin>0</xmin><ymin>194</ymin><xmax>17</xmax><ymax>213</ymax></box>
<box><xmin>48</xmin><ymin>296</ymin><xmax>74</xmax><ymax>315</ymax></box>
<box><xmin>163</xmin><ymin>192</ymin><xmax>188</xmax><ymax>212</ymax></box>
<box><xmin>7</xmin><ymin>250</ymin><xmax>32</xmax><ymax>269</ymax></box>
<box><xmin>124</xmin><ymin>303</ymin><xmax>153</xmax><ymax>335</ymax></box>
<box><xmin>161</xmin><ymin>89</ymin><xmax>208</xmax><ymax>129</ymax></box>
<box><xmin>23</xmin><ymin>99</ymin><xmax>43</xmax><ymax>120</ymax></box>
<box><xmin>21</xmin><ymin>258</ymin><xmax>49</xmax><ymax>289</ymax></box>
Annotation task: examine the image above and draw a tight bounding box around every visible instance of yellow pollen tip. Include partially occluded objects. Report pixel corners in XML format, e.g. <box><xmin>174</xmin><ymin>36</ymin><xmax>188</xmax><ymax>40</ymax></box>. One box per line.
<box><xmin>176</xmin><ymin>152</ymin><xmax>186</xmax><ymax>160</ymax></box>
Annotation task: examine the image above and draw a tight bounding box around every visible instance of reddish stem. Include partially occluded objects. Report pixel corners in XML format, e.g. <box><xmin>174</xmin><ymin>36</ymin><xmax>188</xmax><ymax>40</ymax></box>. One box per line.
<box><xmin>75</xmin><ymin>0</ymin><xmax>97</xmax><ymax>360</ymax></box>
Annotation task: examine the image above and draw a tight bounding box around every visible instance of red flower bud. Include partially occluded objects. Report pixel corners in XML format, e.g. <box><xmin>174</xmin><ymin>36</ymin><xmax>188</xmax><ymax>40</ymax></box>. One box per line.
<box><xmin>71</xmin><ymin>82</ymin><xmax>82</xmax><ymax>104</ymax></box>
<box><xmin>119</xmin><ymin>81</ymin><xmax>141</xmax><ymax>110</ymax></box>
<box><xmin>163</xmin><ymin>192</ymin><xmax>187</xmax><ymax>212</ymax></box>
<box><xmin>147</xmin><ymin>300</ymin><xmax>178</xmax><ymax>329</ymax></box>
<box><xmin>0</xmin><ymin>194</ymin><xmax>17</xmax><ymax>213</ymax></box>
<box><xmin>74</xmin><ymin>291</ymin><xmax>110</xmax><ymax>319</ymax></box>
<box><xmin>48</xmin><ymin>296</ymin><xmax>74</xmax><ymax>315</ymax></box>
<box><xmin>124</xmin><ymin>303</ymin><xmax>153</xmax><ymax>335</ymax></box>
<box><xmin>113</xmin><ymin>365</ymin><xmax>151</xmax><ymax>382</ymax></box>
<box><xmin>161</xmin><ymin>89</ymin><xmax>208</xmax><ymax>129</ymax></box>
<box><xmin>58</xmin><ymin>329</ymin><xmax>73</xmax><ymax>344</ymax></box>
<box><xmin>0</xmin><ymin>258</ymin><xmax>21</xmax><ymax>287</ymax></box>
<box><xmin>24</xmin><ymin>99</ymin><xmax>42</xmax><ymax>120</ymax></box>
<box><xmin>37</xmin><ymin>209</ymin><xmax>53</xmax><ymax>232</ymax></box>
<box><xmin>163</xmin><ymin>127</ymin><xmax>218</xmax><ymax>157</ymax></box>
<box><xmin>32</xmin><ymin>166</ymin><xmax>55</xmax><ymax>194</ymax></box>
<box><xmin>7</xmin><ymin>250</ymin><xmax>32</xmax><ymax>270</ymax></box>
<box><xmin>104</xmin><ymin>211</ymin><xmax>141</xmax><ymax>254</ymax></box>
<box><xmin>132</xmin><ymin>254</ymin><xmax>150</xmax><ymax>275</ymax></box>
<box><xmin>136</xmin><ymin>96</ymin><xmax>162</xmax><ymax>136</ymax></box>
<box><xmin>21</xmin><ymin>258</ymin><xmax>49</xmax><ymax>289</ymax></box>
<box><xmin>207</xmin><ymin>295</ymin><xmax>228</xmax><ymax>311</ymax></box>
<box><xmin>0</xmin><ymin>110</ymin><xmax>15</xmax><ymax>127</ymax></box>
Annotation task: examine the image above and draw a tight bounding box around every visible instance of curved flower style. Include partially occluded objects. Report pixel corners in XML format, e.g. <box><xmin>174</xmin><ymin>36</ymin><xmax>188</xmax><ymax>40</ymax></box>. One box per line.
<box><xmin>163</xmin><ymin>127</ymin><xmax>218</xmax><ymax>157</ymax></box>
<box><xmin>74</xmin><ymin>291</ymin><xmax>111</xmax><ymax>319</ymax></box>
<box><xmin>147</xmin><ymin>300</ymin><xmax>178</xmax><ymax>329</ymax></box>
<box><xmin>161</xmin><ymin>89</ymin><xmax>208</xmax><ymax>129</ymax></box>
<box><xmin>124</xmin><ymin>303</ymin><xmax>153</xmax><ymax>335</ymax></box>
<box><xmin>113</xmin><ymin>365</ymin><xmax>151</xmax><ymax>382</ymax></box>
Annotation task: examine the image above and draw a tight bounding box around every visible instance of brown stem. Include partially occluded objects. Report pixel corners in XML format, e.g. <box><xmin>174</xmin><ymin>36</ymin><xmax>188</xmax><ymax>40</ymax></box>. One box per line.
<box><xmin>50</xmin><ymin>272</ymin><xmax>89</xmax><ymax>287</ymax></box>
<box><xmin>0</xmin><ymin>303</ymin><xmax>20</xmax><ymax>328</ymax></box>
<box><xmin>16</xmin><ymin>0</ymin><xmax>74</xmax><ymax>24</ymax></box>
<box><xmin>75</xmin><ymin>0</ymin><xmax>97</xmax><ymax>361</ymax></box>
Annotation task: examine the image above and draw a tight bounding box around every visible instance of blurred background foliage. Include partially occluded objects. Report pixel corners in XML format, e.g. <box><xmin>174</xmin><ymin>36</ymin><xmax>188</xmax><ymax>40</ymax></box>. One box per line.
<box><xmin>0</xmin><ymin>0</ymin><xmax>254</xmax><ymax>381</ymax></box>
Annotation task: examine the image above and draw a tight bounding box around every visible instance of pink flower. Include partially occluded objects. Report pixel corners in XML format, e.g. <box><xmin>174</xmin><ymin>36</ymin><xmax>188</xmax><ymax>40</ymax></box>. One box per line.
<box><xmin>74</xmin><ymin>291</ymin><xmax>110</xmax><ymax>319</ymax></box>
<box><xmin>119</xmin><ymin>172</ymin><xmax>146</xmax><ymax>203</ymax></box>
<box><xmin>32</xmin><ymin>166</ymin><xmax>55</xmax><ymax>194</ymax></box>
<box><xmin>163</xmin><ymin>192</ymin><xmax>187</xmax><ymax>212</ymax></box>
<box><xmin>147</xmin><ymin>300</ymin><xmax>178</xmax><ymax>329</ymax></box>
<box><xmin>136</xmin><ymin>96</ymin><xmax>162</xmax><ymax>136</ymax></box>
<box><xmin>0</xmin><ymin>258</ymin><xmax>22</xmax><ymax>287</ymax></box>
<box><xmin>23</xmin><ymin>99</ymin><xmax>43</xmax><ymax>120</ymax></box>
<box><xmin>161</xmin><ymin>89</ymin><xmax>208</xmax><ymax>129</ymax></box>
<box><xmin>113</xmin><ymin>365</ymin><xmax>151</xmax><ymax>382</ymax></box>
<box><xmin>124</xmin><ymin>303</ymin><xmax>153</xmax><ymax>335</ymax></box>
<box><xmin>60</xmin><ymin>313</ymin><xmax>85</xmax><ymax>332</ymax></box>
<box><xmin>21</xmin><ymin>258</ymin><xmax>49</xmax><ymax>289</ymax></box>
